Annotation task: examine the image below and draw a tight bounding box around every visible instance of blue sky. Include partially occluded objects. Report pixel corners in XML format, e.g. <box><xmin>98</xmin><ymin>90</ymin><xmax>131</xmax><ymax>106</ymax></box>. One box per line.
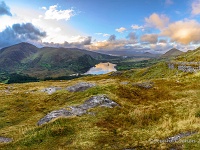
<box><xmin>1</xmin><ymin>0</ymin><xmax>200</xmax><ymax>52</ymax></box>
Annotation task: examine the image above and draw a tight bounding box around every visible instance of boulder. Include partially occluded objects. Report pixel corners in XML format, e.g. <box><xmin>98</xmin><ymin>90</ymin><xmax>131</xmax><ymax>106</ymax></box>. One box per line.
<box><xmin>66</xmin><ymin>82</ymin><xmax>96</xmax><ymax>92</ymax></box>
<box><xmin>0</xmin><ymin>137</ymin><xmax>12</xmax><ymax>143</ymax></box>
<box><xmin>37</xmin><ymin>109</ymin><xmax>73</xmax><ymax>126</ymax></box>
<box><xmin>41</xmin><ymin>87</ymin><xmax>62</xmax><ymax>94</ymax></box>
<box><xmin>37</xmin><ymin>94</ymin><xmax>119</xmax><ymax>126</ymax></box>
<box><xmin>165</xmin><ymin>131</ymin><xmax>197</xmax><ymax>143</ymax></box>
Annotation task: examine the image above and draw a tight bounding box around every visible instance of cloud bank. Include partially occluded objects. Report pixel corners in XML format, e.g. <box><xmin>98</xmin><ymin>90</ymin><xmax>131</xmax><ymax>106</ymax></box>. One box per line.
<box><xmin>145</xmin><ymin>13</ymin><xmax>169</xmax><ymax>29</ymax></box>
<box><xmin>162</xmin><ymin>20</ymin><xmax>200</xmax><ymax>44</ymax></box>
<box><xmin>0</xmin><ymin>23</ymin><xmax>46</xmax><ymax>48</ymax></box>
<box><xmin>0</xmin><ymin>1</ymin><xmax>12</xmax><ymax>16</ymax></box>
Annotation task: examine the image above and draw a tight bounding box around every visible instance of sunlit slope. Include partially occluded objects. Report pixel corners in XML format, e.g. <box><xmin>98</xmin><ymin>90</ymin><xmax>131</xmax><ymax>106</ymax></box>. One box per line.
<box><xmin>0</xmin><ymin>62</ymin><xmax>199</xmax><ymax>150</ymax></box>
<box><xmin>175</xmin><ymin>47</ymin><xmax>200</xmax><ymax>62</ymax></box>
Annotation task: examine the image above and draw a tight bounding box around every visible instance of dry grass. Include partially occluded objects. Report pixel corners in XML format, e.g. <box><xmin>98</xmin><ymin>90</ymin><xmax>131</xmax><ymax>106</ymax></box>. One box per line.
<box><xmin>0</xmin><ymin>62</ymin><xmax>200</xmax><ymax>149</ymax></box>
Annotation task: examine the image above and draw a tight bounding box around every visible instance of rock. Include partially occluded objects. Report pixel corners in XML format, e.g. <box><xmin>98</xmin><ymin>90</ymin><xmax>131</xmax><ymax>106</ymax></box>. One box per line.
<box><xmin>66</xmin><ymin>82</ymin><xmax>96</xmax><ymax>92</ymax></box>
<box><xmin>37</xmin><ymin>94</ymin><xmax>119</xmax><ymax>126</ymax></box>
<box><xmin>41</xmin><ymin>87</ymin><xmax>62</xmax><ymax>94</ymax></box>
<box><xmin>83</xmin><ymin>94</ymin><xmax>119</xmax><ymax>108</ymax></box>
<box><xmin>0</xmin><ymin>137</ymin><xmax>12</xmax><ymax>143</ymax></box>
<box><xmin>37</xmin><ymin>109</ymin><xmax>73</xmax><ymax>126</ymax></box>
<box><xmin>133</xmin><ymin>82</ymin><xmax>154</xmax><ymax>89</ymax></box>
<box><xmin>165</xmin><ymin>131</ymin><xmax>197</xmax><ymax>143</ymax></box>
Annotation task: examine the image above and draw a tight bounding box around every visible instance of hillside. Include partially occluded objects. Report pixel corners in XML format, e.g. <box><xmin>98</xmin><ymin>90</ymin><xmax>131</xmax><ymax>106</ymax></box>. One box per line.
<box><xmin>161</xmin><ymin>48</ymin><xmax>184</xmax><ymax>58</ymax></box>
<box><xmin>0</xmin><ymin>61</ymin><xmax>199</xmax><ymax>149</ymax></box>
<box><xmin>0</xmin><ymin>43</ymin><xmax>118</xmax><ymax>78</ymax></box>
<box><xmin>0</xmin><ymin>42</ymin><xmax>38</xmax><ymax>69</ymax></box>
<box><xmin>175</xmin><ymin>47</ymin><xmax>200</xmax><ymax>62</ymax></box>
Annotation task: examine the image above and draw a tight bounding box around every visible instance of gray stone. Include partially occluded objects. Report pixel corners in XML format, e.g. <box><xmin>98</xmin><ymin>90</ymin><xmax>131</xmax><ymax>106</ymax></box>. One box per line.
<box><xmin>41</xmin><ymin>87</ymin><xmax>62</xmax><ymax>94</ymax></box>
<box><xmin>37</xmin><ymin>109</ymin><xmax>73</xmax><ymax>126</ymax></box>
<box><xmin>37</xmin><ymin>94</ymin><xmax>119</xmax><ymax>126</ymax></box>
<box><xmin>66</xmin><ymin>82</ymin><xmax>96</xmax><ymax>92</ymax></box>
<box><xmin>0</xmin><ymin>137</ymin><xmax>12</xmax><ymax>143</ymax></box>
<box><xmin>165</xmin><ymin>131</ymin><xmax>197</xmax><ymax>143</ymax></box>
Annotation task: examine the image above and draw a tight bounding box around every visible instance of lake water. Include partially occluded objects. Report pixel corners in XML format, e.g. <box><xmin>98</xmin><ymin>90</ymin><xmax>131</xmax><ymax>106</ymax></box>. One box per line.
<box><xmin>84</xmin><ymin>62</ymin><xmax>117</xmax><ymax>75</ymax></box>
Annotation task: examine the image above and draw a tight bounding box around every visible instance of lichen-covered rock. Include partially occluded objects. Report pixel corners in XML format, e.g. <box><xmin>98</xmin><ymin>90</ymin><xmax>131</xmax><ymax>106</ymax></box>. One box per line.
<box><xmin>41</xmin><ymin>87</ymin><xmax>62</xmax><ymax>94</ymax></box>
<box><xmin>83</xmin><ymin>94</ymin><xmax>119</xmax><ymax>108</ymax></box>
<box><xmin>37</xmin><ymin>109</ymin><xmax>73</xmax><ymax>126</ymax></box>
<box><xmin>0</xmin><ymin>137</ymin><xmax>12</xmax><ymax>143</ymax></box>
<box><xmin>66</xmin><ymin>82</ymin><xmax>96</xmax><ymax>92</ymax></box>
<box><xmin>37</xmin><ymin>94</ymin><xmax>119</xmax><ymax>126</ymax></box>
<box><xmin>165</xmin><ymin>131</ymin><xmax>197</xmax><ymax>143</ymax></box>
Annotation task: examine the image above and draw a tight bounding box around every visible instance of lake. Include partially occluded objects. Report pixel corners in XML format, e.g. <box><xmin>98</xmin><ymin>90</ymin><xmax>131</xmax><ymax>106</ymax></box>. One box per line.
<box><xmin>84</xmin><ymin>62</ymin><xmax>117</xmax><ymax>75</ymax></box>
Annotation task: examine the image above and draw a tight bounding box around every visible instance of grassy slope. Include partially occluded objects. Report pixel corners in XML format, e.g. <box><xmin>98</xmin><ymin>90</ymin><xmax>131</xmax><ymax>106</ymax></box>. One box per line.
<box><xmin>0</xmin><ymin>62</ymin><xmax>200</xmax><ymax>150</ymax></box>
<box><xmin>175</xmin><ymin>47</ymin><xmax>200</xmax><ymax>62</ymax></box>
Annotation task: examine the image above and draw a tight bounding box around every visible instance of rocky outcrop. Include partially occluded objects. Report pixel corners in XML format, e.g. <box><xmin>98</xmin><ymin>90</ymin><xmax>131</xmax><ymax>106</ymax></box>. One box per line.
<box><xmin>40</xmin><ymin>82</ymin><xmax>96</xmax><ymax>94</ymax></box>
<box><xmin>165</xmin><ymin>131</ymin><xmax>197</xmax><ymax>143</ymax></box>
<box><xmin>66</xmin><ymin>82</ymin><xmax>96</xmax><ymax>92</ymax></box>
<box><xmin>37</xmin><ymin>94</ymin><xmax>119</xmax><ymax>126</ymax></box>
<box><xmin>168</xmin><ymin>62</ymin><xmax>200</xmax><ymax>73</ymax></box>
<box><xmin>37</xmin><ymin>109</ymin><xmax>73</xmax><ymax>126</ymax></box>
<box><xmin>41</xmin><ymin>87</ymin><xmax>62</xmax><ymax>94</ymax></box>
<box><xmin>0</xmin><ymin>137</ymin><xmax>12</xmax><ymax>143</ymax></box>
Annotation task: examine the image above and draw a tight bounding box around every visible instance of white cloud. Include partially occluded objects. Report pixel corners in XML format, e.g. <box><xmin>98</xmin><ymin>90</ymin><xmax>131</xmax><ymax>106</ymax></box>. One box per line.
<box><xmin>115</xmin><ymin>27</ymin><xmax>126</xmax><ymax>33</ymax></box>
<box><xmin>161</xmin><ymin>20</ymin><xmax>200</xmax><ymax>44</ymax></box>
<box><xmin>140</xmin><ymin>34</ymin><xmax>158</xmax><ymax>44</ymax></box>
<box><xmin>145</xmin><ymin>13</ymin><xmax>169</xmax><ymax>29</ymax></box>
<box><xmin>41</xmin><ymin>7</ymin><xmax>47</xmax><ymax>10</ymax></box>
<box><xmin>131</xmin><ymin>25</ymin><xmax>144</xmax><ymax>30</ymax></box>
<box><xmin>44</xmin><ymin>5</ymin><xmax>74</xmax><ymax>21</ymax></box>
<box><xmin>192</xmin><ymin>0</ymin><xmax>200</xmax><ymax>15</ymax></box>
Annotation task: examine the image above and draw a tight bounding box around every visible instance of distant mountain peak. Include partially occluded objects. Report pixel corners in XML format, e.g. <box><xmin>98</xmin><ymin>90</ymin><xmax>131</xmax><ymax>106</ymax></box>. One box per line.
<box><xmin>161</xmin><ymin>48</ymin><xmax>183</xmax><ymax>58</ymax></box>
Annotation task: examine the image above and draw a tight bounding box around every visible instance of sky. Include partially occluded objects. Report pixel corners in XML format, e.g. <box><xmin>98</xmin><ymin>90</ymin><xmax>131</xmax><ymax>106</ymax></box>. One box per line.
<box><xmin>1</xmin><ymin>0</ymin><xmax>200</xmax><ymax>53</ymax></box>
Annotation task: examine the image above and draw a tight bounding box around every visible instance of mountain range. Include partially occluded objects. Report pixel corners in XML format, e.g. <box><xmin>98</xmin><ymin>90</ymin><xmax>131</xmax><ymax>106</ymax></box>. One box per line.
<box><xmin>99</xmin><ymin>49</ymin><xmax>161</xmax><ymax>58</ymax></box>
<box><xmin>0</xmin><ymin>42</ymin><xmax>117</xmax><ymax>78</ymax></box>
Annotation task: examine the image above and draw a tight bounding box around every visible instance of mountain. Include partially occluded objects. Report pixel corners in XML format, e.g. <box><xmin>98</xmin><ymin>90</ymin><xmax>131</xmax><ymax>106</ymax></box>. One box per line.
<box><xmin>98</xmin><ymin>49</ymin><xmax>161</xmax><ymax>58</ymax></box>
<box><xmin>161</xmin><ymin>48</ymin><xmax>184</xmax><ymax>58</ymax></box>
<box><xmin>0</xmin><ymin>42</ymin><xmax>118</xmax><ymax>78</ymax></box>
<box><xmin>0</xmin><ymin>42</ymin><xmax>38</xmax><ymax>68</ymax></box>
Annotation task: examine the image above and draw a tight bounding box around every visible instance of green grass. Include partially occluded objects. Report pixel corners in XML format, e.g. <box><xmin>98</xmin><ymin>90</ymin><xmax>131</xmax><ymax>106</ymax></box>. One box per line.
<box><xmin>0</xmin><ymin>62</ymin><xmax>200</xmax><ymax>150</ymax></box>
